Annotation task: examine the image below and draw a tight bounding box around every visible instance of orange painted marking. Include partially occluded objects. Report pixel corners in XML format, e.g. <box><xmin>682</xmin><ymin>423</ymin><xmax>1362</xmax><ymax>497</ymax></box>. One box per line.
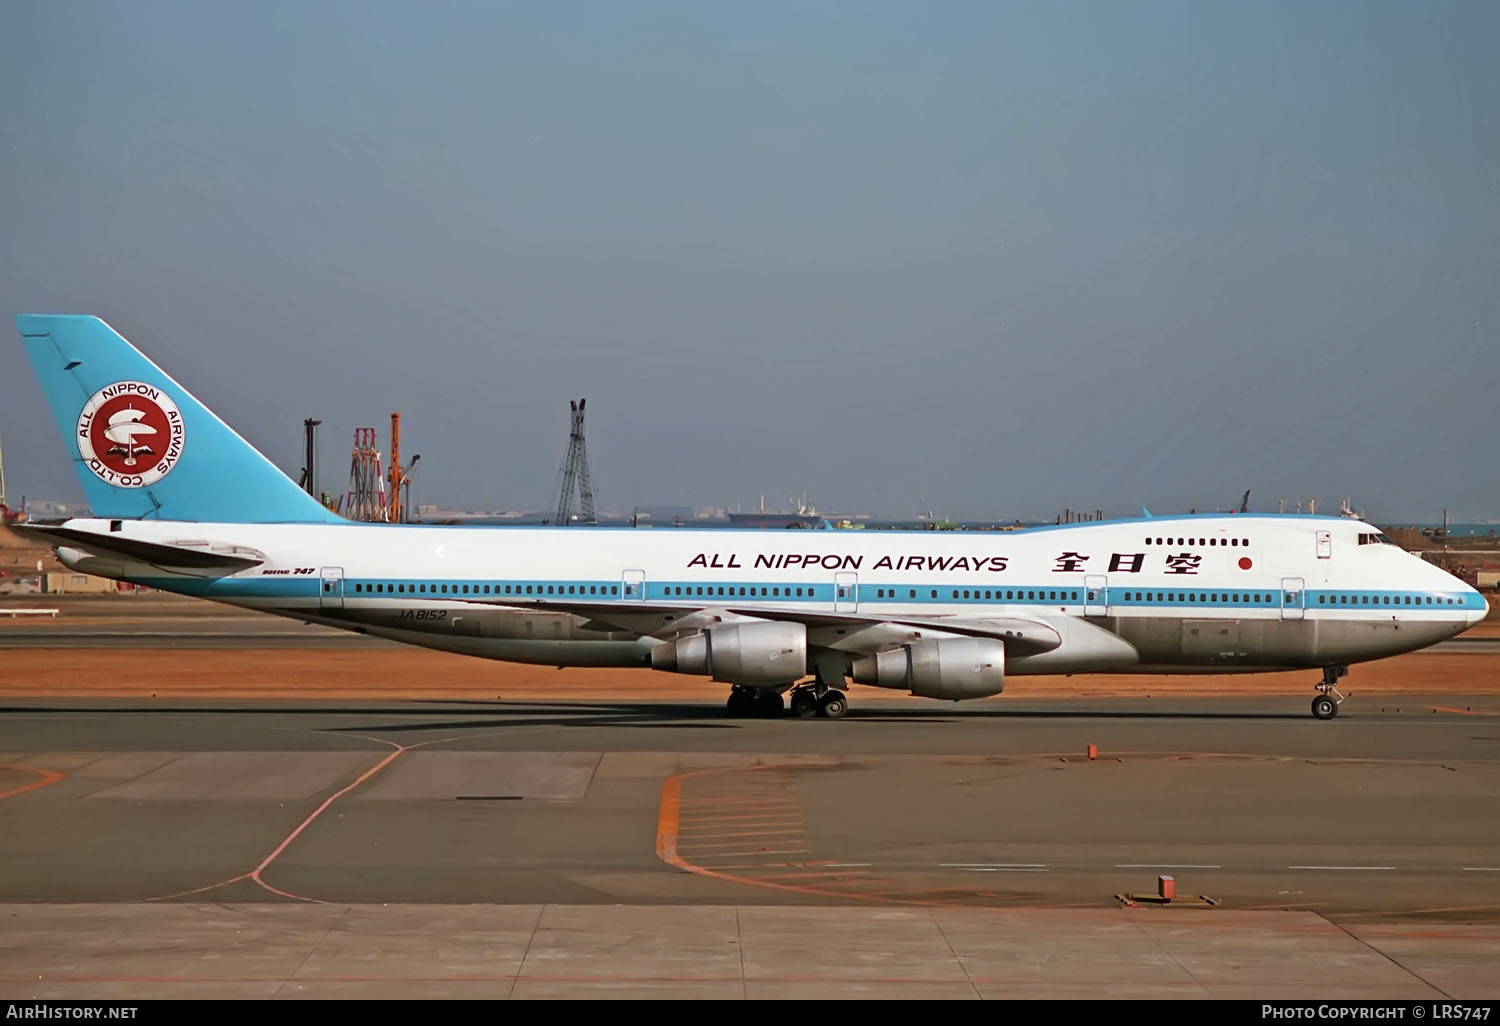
<box><xmin>657</xmin><ymin>760</ymin><xmax>1125</xmax><ymax>909</ymax></box>
<box><xmin>678</xmin><ymin>818</ymin><xmax>803</xmax><ymax>831</ymax></box>
<box><xmin>688</xmin><ymin>849</ymin><xmax>812</xmax><ymax>859</ymax></box>
<box><xmin>251</xmin><ymin>746</ymin><xmax>404</xmax><ymax>877</ymax></box>
<box><xmin>680</xmin><ymin>796</ymin><xmax>799</xmax><ymax>805</ymax></box>
<box><xmin>1429</xmin><ymin>705</ymin><xmax>1479</xmax><ymax>716</ymax></box>
<box><xmin>679</xmin><ymin>810</ymin><xmax>802</xmax><ymax>823</ymax></box>
<box><xmin>153</xmin><ymin>734</ymin><xmax>420</xmax><ymax>904</ymax></box>
<box><xmin>676</xmin><ymin>829</ymin><xmax>806</xmax><ymax>842</ymax></box>
<box><xmin>0</xmin><ymin>765</ymin><xmax>64</xmax><ymax>801</ymax></box>
<box><xmin>654</xmin><ymin>774</ymin><xmax>683</xmax><ymax>865</ymax></box>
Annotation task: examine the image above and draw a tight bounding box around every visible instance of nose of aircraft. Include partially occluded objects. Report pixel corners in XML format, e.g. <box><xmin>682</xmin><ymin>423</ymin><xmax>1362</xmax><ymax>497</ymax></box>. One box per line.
<box><xmin>1465</xmin><ymin>584</ymin><xmax>1490</xmax><ymax>628</ymax></box>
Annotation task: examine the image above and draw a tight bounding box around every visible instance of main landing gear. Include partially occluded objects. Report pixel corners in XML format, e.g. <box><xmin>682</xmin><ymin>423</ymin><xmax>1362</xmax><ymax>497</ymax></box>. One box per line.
<box><xmin>725</xmin><ymin>687</ymin><xmax>785</xmax><ymax>718</ymax></box>
<box><xmin>724</xmin><ymin>683</ymin><xmax>849</xmax><ymax>719</ymax></box>
<box><xmin>1311</xmin><ymin>665</ymin><xmax>1348</xmax><ymax>720</ymax></box>
<box><xmin>789</xmin><ymin>679</ymin><xmax>848</xmax><ymax>720</ymax></box>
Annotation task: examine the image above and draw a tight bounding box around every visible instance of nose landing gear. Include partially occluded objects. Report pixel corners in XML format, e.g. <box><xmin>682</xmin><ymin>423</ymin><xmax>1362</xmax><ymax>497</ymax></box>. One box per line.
<box><xmin>1311</xmin><ymin>665</ymin><xmax>1348</xmax><ymax>720</ymax></box>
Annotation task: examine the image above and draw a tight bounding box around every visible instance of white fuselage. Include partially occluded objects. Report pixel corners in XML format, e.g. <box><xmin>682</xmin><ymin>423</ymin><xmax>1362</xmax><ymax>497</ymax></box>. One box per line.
<box><xmin>57</xmin><ymin>513</ymin><xmax>1486</xmax><ymax>678</ymax></box>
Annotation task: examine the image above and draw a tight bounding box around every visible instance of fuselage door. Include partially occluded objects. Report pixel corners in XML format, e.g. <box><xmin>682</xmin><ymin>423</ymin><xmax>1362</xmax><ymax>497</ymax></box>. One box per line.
<box><xmin>834</xmin><ymin>572</ymin><xmax>858</xmax><ymax>613</ymax></box>
<box><xmin>622</xmin><ymin>569</ymin><xmax>646</xmax><ymax>601</ymax></box>
<box><xmin>1316</xmin><ymin>530</ymin><xmax>1332</xmax><ymax>559</ymax></box>
<box><xmin>1280</xmin><ymin>577</ymin><xmax>1305</xmax><ymax>621</ymax></box>
<box><xmin>1084</xmin><ymin>575</ymin><xmax>1108</xmax><ymax>616</ymax></box>
<box><xmin>319</xmin><ymin>566</ymin><xmax>345</xmax><ymax>610</ymax></box>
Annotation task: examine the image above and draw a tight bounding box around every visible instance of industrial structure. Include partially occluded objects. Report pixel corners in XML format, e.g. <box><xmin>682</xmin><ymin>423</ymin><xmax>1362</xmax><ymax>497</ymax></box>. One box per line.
<box><xmin>387</xmin><ymin>413</ymin><xmax>419</xmax><ymax>524</ymax></box>
<box><xmin>345</xmin><ymin>427</ymin><xmax>388</xmax><ymax>522</ymax></box>
<box><xmin>297</xmin><ymin>418</ymin><xmax>321</xmax><ymax>500</ymax></box>
<box><xmin>550</xmin><ymin>398</ymin><xmax>597</xmax><ymax>525</ymax></box>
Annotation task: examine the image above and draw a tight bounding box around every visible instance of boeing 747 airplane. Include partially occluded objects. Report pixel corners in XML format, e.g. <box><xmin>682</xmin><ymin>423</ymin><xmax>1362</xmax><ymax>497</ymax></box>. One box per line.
<box><xmin>12</xmin><ymin>315</ymin><xmax>1488</xmax><ymax>720</ymax></box>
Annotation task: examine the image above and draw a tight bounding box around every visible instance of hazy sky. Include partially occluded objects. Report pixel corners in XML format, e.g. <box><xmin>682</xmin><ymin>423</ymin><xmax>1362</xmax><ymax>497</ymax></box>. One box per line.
<box><xmin>2</xmin><ymin>1</ymin><xmax>1496</xmax><ymax>522</ymax></box>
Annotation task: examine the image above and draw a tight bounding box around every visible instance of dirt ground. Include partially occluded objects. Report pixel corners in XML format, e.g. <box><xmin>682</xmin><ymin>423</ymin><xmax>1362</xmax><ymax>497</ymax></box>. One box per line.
<box><xmin>0</xmin><ymin>646</ymin><xmax>1495</xmax><ymax>700</ymax></box>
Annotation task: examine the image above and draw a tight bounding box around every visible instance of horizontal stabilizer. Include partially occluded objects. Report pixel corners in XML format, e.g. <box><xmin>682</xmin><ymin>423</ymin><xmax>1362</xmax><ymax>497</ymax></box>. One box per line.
<box><xmin>12</xmin><ymin>523</ymin><xmax>265</xmax><ymax>571</ymax></box>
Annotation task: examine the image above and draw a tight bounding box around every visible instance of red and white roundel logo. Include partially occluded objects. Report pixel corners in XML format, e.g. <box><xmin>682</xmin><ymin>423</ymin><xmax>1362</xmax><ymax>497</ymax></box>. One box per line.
<box><xmin>76</xmin><ymin>381</ymin><xmax>186</xmax><ymax>488</ymax></box>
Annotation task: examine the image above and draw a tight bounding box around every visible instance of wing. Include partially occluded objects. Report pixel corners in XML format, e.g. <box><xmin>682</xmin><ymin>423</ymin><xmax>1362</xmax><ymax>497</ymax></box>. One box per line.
<box><xmin>458</xmin><ymin>594</ymin><xmax>1063</xmax><ymax>655</ymax></box>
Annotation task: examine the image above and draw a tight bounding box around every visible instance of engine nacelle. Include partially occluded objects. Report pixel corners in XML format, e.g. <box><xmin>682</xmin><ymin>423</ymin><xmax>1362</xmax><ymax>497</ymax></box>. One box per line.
<box><xmin>649</xmin><ymin>621</ymin><xmax>808</xmax><ymax>685</ymax></box>
<box><xmin>850</xmin><ymin>638</ymin><xmax>1006</xmax><ymax>700</ymax></box>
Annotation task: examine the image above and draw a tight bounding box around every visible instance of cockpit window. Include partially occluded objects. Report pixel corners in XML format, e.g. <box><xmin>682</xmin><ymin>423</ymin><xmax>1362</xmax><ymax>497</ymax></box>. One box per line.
<box><xmin>1357</xmin><ymin>532</ymin><xmax>1393</xmax><ymax>546</ymax></box>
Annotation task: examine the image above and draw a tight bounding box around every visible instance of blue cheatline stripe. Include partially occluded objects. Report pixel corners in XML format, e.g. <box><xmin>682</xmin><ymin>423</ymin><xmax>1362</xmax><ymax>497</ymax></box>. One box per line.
<box><xmin>129</xmin><ymin>574</ymin><xmax>1486</xmax><ymax>611</ymax></box>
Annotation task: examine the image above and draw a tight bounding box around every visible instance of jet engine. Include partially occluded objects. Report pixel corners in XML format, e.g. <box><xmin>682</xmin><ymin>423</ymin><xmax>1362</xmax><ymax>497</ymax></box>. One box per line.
<box><xmin>649</xmin><ymin>621</ymin><xmax>808</xmax><ymax>685</ymax></box>
<box><xmin>850</xmin><ymin>638</ymin><xmax>1005</xmax><ymax>700</ymax></box>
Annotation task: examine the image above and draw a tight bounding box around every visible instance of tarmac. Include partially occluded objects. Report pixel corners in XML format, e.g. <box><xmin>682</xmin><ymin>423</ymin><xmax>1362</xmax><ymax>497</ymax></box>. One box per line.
<box><xmin>3</xmin><ymin>691</ymin><xmax>1500</xmax><ymax>999</ymax></box>
<box><xmin>2</xmin><ymin>595</ymin><xmax>1498</xmax><ymax>998</ymax></box>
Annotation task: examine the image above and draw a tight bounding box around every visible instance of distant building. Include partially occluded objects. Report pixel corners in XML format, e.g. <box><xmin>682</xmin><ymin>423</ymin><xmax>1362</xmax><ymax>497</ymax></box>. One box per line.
<box><xmin>43</xmin><ymin>571</ymin><xmax>119</xmax><ymax>594</ymax></box>
<box><xmin>632</xmin><ymin>505</ymin><xmax>694</xmax><ymax>522</ymax></box>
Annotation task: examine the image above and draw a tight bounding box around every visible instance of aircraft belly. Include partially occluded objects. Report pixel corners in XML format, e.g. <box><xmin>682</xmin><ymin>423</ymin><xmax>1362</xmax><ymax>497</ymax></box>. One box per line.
<box><xmin>1116</xmin><ymin>615</ymin><xmax>1319</xmax><ymax>667</ymax></box>
<box><xmin>1309</xmin><ymin>617</ymin><xmax>1462</xmax><ymax>663</ymax></box>
<box><xmin>1113</xmin><ymin>614</ymin><xmax>1467</xmax><ymax>669</ymax></box>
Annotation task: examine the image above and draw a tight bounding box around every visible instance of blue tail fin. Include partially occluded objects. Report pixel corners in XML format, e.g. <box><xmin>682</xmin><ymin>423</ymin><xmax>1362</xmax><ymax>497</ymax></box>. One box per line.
<box><xmin>16</xmin><ymin>315</ymin><xmax>342</xmax><ymax>523</ymax></box>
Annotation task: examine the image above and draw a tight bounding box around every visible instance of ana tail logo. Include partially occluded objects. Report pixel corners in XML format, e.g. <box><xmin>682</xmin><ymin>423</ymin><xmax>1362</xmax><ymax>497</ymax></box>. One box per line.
<box><xmin>76</xmin><ymin>381</ymin><xmax>186</xmax><ymax>488</ymax></box>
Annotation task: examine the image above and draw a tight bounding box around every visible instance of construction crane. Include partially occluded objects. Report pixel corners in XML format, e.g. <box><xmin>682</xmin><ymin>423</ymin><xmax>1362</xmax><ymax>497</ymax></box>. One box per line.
<box><xmin>297</xmin><ymin>419</ymin><xmax>321</xmax><ymax>498</ymax></box>
<box><xmin>345</xmin><ymin>427</ymin><xmax>388</xmax><ymax>522</ymax></box>
<box><xmin>387</xmin><ymin>413</ymin><xmax>419</xmax><ymax>523</ymax></box>
<box><xmin>551</xmin><ymin>398</ymin><xmax>596</xmax><ymax>525</ymax></box>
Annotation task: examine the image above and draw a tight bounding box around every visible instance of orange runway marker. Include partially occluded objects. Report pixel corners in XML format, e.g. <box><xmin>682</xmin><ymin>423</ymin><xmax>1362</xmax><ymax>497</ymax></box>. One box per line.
<box><xmin>0</xmin><ymin>765</ymin><xmax>64</xmax><ymax>801</ymax></box>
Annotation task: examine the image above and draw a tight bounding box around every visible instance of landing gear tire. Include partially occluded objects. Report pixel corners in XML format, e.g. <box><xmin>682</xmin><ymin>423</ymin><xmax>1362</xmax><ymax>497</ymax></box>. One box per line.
<box><xmin>1311</xmin><ymin>665</ymin><xmax>1347</xmax><ymax>721</ymax></box>
<box><xmin>727</xmin><ymin>688</ymin><xmax>783</xmax><ymax>718</ymax></box>
<box><xmin>790</xmin><ymin>689</ymin><xmax>818</xmax><ymax>719</ymax></box>
<box><xmin>816</xmin><ymin>690</ymin><xmax>848</xmax><ymax>719</ymax></box>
